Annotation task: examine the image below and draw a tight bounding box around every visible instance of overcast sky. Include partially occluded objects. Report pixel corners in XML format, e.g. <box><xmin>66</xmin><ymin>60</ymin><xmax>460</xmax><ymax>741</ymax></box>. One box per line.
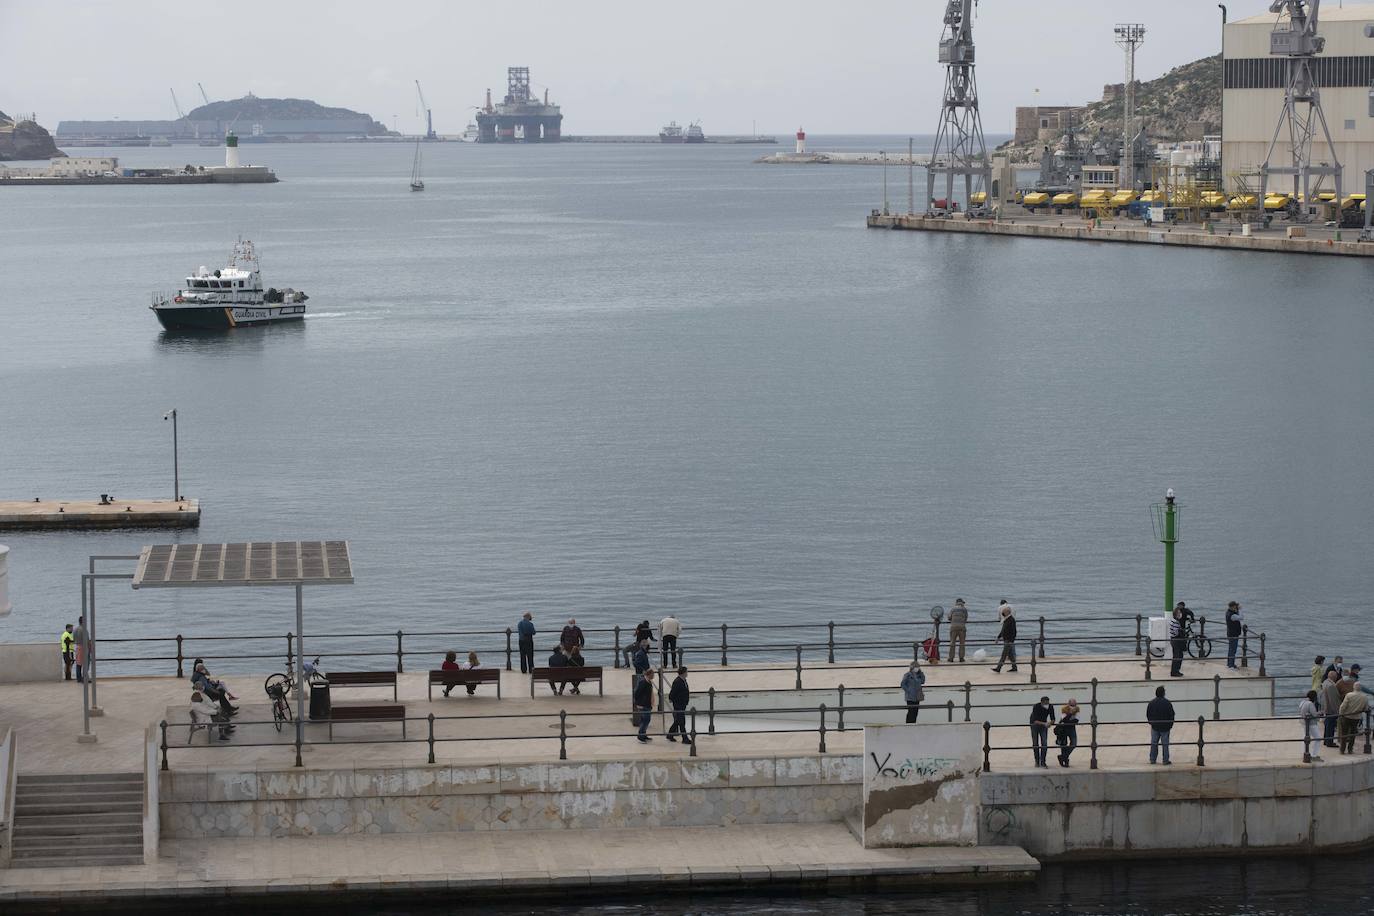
<box><xmin>3</xmin><ymin>0</ymin><xmax>1281</xmax><ymax>135</ymax></box>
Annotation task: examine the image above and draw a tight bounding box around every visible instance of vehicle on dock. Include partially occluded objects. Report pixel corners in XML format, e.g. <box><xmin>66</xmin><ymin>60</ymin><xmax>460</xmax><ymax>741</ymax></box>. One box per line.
<box><xmin>149</xmin><ymin>239</ymin><xmax>307</xmax><ymax>331</ymax></box>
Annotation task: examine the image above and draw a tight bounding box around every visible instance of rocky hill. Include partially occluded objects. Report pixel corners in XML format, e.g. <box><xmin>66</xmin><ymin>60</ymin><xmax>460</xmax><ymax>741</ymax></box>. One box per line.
<box><xmin>0</xmin><ymin>111</ymin><xmax>65</xmax><ymax>161</ymax></box>
<box><xmin>1000</xmin><ymin>54</ymin><xmax>1221</xmax><ymax>156</ymax></box>
<box><xmin>187</xmin><ymin>95</ymin><xmax>390</xmax><ymax>134</ymax></box>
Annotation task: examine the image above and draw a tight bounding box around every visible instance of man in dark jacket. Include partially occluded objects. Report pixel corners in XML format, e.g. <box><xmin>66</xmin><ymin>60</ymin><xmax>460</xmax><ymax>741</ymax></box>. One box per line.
<box><xmin>667</xmin><ymin>667</ymin><xmax>692</xmax><ymax>744</ymax></box>
<box><xmin>517</xmin><ymin>612</ymin><xmax>536</xmax><ymax>674</ymax></box>
<box><xmin>633</xmin><ymin>671</ymin><xmax>655</xmax><ymax>743</ymax></box>
<box><xmin>991</xmin><ymin>601</ymin><xmax>1018</xmax><ymax>673</ymax></box>
<box><xmin>1147</xmin><ymin>686</ymin><xmax>1175</xmax><ymax>765</ymax></box>
<box><xmin>546</xmin><ymin>645</ymin><xmax>569</xmax><ymax>695</ymax></box>
<box><xmin>1028</xmin><ymin>696</ymin><xmax>1056</xmax><ymax>768</ymax></box>
<box><xmin>1224</xmin><ymin>601</ymin><xmax>1243</xmax><ymax>669</ymax></box>
<box><xmin>1168</xmin><ymin>604</ymin><xmax>1188</xmax><ymax>677</ymax></box>
<box><xmin>632</xmin><ymin>640</ymin><xmax>652</xmax><ymax>675</ymax></box>
<box><xmin>560</xmin><ymin>618</ymin><xmax>585</xmax><ymax>652</ymax></box>
<box><xmin>1321</xmin><ymin>669</ymin><xmax>1344</xmax><ymax>748</ymax></box>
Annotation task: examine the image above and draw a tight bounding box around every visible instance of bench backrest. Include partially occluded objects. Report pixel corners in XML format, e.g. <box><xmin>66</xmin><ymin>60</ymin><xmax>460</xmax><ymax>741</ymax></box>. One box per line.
<box><xmin>532</xmin><ymin>666</ymin><xmax>603</xmax><ymax>677</ymax></box>
<box><xmin>428</xmin><ymin>668</ymin><xmax>500</xmax><ymax>682</ymax></box>
<box><xmin>331</xmin><ymin>704</ymin><xmax>404</xmax><ymax>719</ymax></box>
<box><xmin>328</xmin><ymin>671</ymin><xmax>398</xmax><ymax>685</ymax></box>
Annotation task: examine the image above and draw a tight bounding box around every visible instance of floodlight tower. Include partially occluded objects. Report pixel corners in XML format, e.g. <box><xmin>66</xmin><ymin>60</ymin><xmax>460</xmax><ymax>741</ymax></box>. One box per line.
<box><xmin>926</xmin><ymin>0</ymin><xmax>991</xmax><ymax>213</ymax></box>
<box><xmin>1258</xmin><ymin>0</ymin><xmax>1342</xmax><ymax>220</ymax></box>
<box><xmin>1114</xmin><ymin>24</ymin><xmax>1146</xmax><ymax>191</ymax></box>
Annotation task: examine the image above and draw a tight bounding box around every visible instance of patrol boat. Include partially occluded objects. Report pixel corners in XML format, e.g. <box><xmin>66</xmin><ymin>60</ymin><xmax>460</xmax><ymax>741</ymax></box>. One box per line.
<box><xmin>149</xmin><ymin>239</ymin><xmax>308</xmax><ymax>330</ymax></box>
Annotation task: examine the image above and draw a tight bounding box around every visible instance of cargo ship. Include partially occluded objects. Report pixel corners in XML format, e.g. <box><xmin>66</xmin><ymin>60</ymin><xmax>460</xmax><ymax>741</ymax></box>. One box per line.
<box><xmin>659</xmin><ymin>121</ymin><xmax>685</xmax><ymax>143</ymax></box>
<box><xmin>685</xmin><ymin>121</ymin><xmax>705</xmax><ymax>143</ymax></box>
<box><xmin>149</xmin><ymin>239</ymin><xmax>308</xmax><ymax>331</ymax></box>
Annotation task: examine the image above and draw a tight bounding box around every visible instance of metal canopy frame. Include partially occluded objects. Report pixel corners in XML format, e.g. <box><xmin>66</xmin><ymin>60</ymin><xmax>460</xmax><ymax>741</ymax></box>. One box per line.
<box><xmin>112</xmin><ymin>541</ymin><xmax>354</xmax><ymax>765</ymax></box>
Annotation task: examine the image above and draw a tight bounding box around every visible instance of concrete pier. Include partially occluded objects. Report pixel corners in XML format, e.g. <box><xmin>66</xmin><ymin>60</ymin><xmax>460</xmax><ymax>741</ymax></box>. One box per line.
<box><xmin>0</xmin><ymin>498</ymin><xmax>200</xmax><ymax>530</ymax></box>
<box><xmin>867</xmin><ymin>211</ymin><xmax>1374</xmax><ymax>258</ymax></box>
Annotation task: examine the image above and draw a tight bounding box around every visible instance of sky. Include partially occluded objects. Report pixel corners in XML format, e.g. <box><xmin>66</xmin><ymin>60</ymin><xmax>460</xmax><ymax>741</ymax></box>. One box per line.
<box><xmin>2</xmin><ymin>0</ymin><xmax>1287</xmax><ymax>135</ymax></box>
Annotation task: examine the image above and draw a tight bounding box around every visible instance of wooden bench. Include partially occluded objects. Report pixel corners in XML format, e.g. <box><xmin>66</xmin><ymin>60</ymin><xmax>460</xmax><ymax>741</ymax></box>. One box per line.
<box><xmin>327</xmin><ymin>703</ymin><xmax>407</xmax><ymax>739</ymax></box>
<box><xmin>326</xmin><ymin>670</ymin><xmax>398</xmax><ymax>701</ymax></box>
<box><xmin>428</xmin><ymin>668</ymin><xmax>502</xmax><ymax>700</ymax></box>
<box><xmin>529</xmin><ymin>665</ymin><xmax>604</xmax><ymax>697</ymax></box>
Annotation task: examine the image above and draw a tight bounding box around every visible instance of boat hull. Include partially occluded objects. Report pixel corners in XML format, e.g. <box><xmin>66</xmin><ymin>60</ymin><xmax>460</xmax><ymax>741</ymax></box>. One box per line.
<box><xmin>152</xmin><ymin>303</ymin><xmax>306</xmax><ymax>331</ymax></box>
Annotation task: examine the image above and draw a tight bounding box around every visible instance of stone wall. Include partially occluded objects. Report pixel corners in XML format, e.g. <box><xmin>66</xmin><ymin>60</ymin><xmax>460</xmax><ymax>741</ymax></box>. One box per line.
<box><xmin>0</xmin><ymin>644</ymin><xmax>59</xmax><ymax>684</ymax></box>
<box><xmin>980</xmin><ymin>757</ymin><xmax>1374</xmax><ymax>858</ymax></box>
<box><xmin>159</xmin><ymin>754</ymin><xmax>861</xmax><ymax>839</ymax></box>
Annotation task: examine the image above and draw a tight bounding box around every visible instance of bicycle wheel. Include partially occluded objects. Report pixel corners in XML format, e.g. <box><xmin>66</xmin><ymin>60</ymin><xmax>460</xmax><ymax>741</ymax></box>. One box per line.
<box><xmin>273</xmin><ymin>696</ymin><xmax>291</xmax><ymax>733</ymax></box>
<box><xmin>1188</xmin><ymin>636</ymin><xmax>1213</xmax><ymax>660</ymax></box>
<box><xmin>264</xmin><ymin>672</ymin><xmax>291</xmax><ymax>699</ymax></box>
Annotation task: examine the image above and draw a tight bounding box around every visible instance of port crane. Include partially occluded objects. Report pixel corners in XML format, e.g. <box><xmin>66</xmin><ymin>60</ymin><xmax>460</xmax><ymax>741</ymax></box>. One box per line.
<box><xmin>926</xmin><ymin>0</ymin><xmax>990</xmax><ymax>215</ymax></box>
<box><xmin>170</xmin><ymin>89</ymin><xmax>186</xmax><ymax>120</ymax></box>
<box><xmin>1257</xmin><ymin>0</ymin><xmax>1342</xmax><ymax>220</ymax></box>
<box><xmin>197</xmin><ymin>83</ymin><xmax>211</xmax><ymax>106</ymax></box>
<box><xmin>415</xmin><ymin>80</ymin><xmax>437</xmax><ymax>140</ymax></box>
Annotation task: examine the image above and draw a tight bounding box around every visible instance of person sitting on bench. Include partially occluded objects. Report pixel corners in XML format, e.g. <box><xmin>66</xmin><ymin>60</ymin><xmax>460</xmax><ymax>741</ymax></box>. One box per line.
<box><xmin>190</xmin><ymin>689</ymin><xmax>234</xmax><ymax>739</ymax></box>
<box><xmin>191</xmin><ymin>660</ymin><xmax>238</xmax><ymax>717</ymax></box>
<box><xmin>440</xmin><ymin>650</ymin><xmax>461</xmax><ymax>697</ymax></box>
<box><xmin>460</xmin><ymin>651</ymin><xmax>483</xmax><ymax>695</ymax></box>
<box><xmin>547</xmin><ymin>644</ymin><xmax>570</xmax><ymax>695</ymax></box>
<box><xmin>566</xmin><ymin>645</ymin><xmax>586</xmax><ymax>695</ymax></box>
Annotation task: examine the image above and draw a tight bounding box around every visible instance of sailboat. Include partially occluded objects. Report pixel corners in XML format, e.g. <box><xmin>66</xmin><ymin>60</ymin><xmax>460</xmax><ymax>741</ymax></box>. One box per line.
<box><xmin>409</xmin><ymin>139</ymin><xmax>425</xmax><ymax>191</ymax></box>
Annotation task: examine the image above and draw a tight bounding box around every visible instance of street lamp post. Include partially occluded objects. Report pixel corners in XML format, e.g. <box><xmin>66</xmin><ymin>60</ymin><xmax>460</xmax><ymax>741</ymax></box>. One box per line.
<box><xmin>163</xmin><ymin>409</ymin><xmax>180</xmax><ymax>501</ymax></box>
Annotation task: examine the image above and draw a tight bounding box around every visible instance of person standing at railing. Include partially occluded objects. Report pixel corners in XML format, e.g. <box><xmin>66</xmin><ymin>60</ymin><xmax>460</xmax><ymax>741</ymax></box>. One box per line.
<box><xmin>991</xmin><ymin>601</ymin><xmax>1018</xmax><ymax>673</ymax></box>
<box><xmin>517</xmin><ymin>612</ymin><xmax>536</xmax><ymax>674</ymax></box>
<box><xmin>1298</xmin><ymin>690</ymin><xmax>1324</xmax><ymax>762</ymax></box>
<box><xmin>73</xmin><ymin>615</ymin><xmax>87</xmax><ymax>683</ymax></box>
<box><xmin>1168</xmin><ymin>604</ymin><xmax>1188</xmax><ymax>677</ymax></box>
<box><xmin>1311</xmin><ymin>656</ymin><xmax>1328</xmax><ymax>693</ymax></box>
<box><xmin>1337</xmin><ymin>687</ymin><xmax>1369</xmax><ymax>755</ymax></box>
<box><xmin>947</xmin><ymin>599</ymin><xmax>968</xmax><ymax>663</ymax></box>
<box><xmin>666</xmin><ymin>666</ymin><xmax>692</xmax><ymax>744</ymax></box>
<box><xmin>1028</xmin><ymin>696</ymin><xmax>1055</xmax><ymax>767</ymax></box>
<box><xmin>1325</xmin><ymin>656</ymin><xmax>1346</xmax><ymax>682</ymax></box>
<box><xmin>1147</xmin><ymin>686</ymin><xmax>1175</xmax><ymax>765</ymax></box>
<box><xmin>1224</xmin><ymin>601</ymin><xmax>1244</xmax><ymax>669</ymax></box>
<box><xmin>1056</xmin><ymin>699</ymin><xmax>1080</xmax><ymax>767</ymax></box>
<box><xmin>631</xmin><ymin>639</ymin><xmax>652</xmax><ymax>676</ymax></box>
<box><xmin>633</xmin><ymin>669</ymin><xmax>655</xmax><ymax>743</ymax></box>
<box><xmin>60</xmin><ymin>624</ymin><xmax>75</xmax><ymax>681</ymax></box>
<box><xmin>659</xmin><ymin>613</ymin><xmax>682</xmax><ymax>668</ymax></box>
<box><xmin>900</xmin><ymin>661</ymin><xmax>926</xmax><ymax>723</ymax></box>
<box><xmin>1321</xmin><ymin>669</ymin><xmax>1343</xmax><ymax>748</ymax></box>
<box><xmin>560</xmin><ymin>618</ymin><xmax>585</xmax><ymax>653</ymax></box>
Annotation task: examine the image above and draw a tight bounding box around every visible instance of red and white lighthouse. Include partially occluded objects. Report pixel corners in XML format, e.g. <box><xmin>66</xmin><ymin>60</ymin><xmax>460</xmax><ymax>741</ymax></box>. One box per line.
<box><xmin>795</xmin><ymin>126</ymin><xmax>806</xmax><ymax>155</ymax></box>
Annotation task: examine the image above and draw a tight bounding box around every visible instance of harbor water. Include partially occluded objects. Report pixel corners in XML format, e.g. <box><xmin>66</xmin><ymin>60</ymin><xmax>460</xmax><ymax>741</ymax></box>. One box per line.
<box><xmin>1</xmin><ymin>138</ymin><xmax>1372</xmax><ymax>672</ymax></box>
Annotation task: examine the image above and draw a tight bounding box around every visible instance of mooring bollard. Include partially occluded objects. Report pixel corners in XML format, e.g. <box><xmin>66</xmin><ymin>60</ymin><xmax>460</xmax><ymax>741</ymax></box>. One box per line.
<box><xmin>175</xmin><ymin>635</ymin><xmax>184</xmax><ymax>678</ymax></box>
<box><xmin>613</xmin><ymin>626</ymin><xmax>621</xmax><ymax>669</ymax></box>
<box><xmin>1258</xmin><ymin>633</ymin><xmax>1267</xmax><ymax>677</ymax></box>
<box><xmin>818</xmin><ymin>703</ymin><xmax>827</xmax><ymax>753</ymax></box>
<box><xmin>1037</xmin><ymin>617</ymin><xmax>1046</xmax><ymax>658</ymax></box>
<box><xmin>1135</xmin><ymin>615</ymin><xmax>1143</xmax><ymax>656</ymax></box>
<box><xmin>837</xmin><ymin>684</ymin><xmax>846</xmax><ymax>732</ymax></box>
<box><xmin>689</xmin><ymin>707</ymin><xmax>698</xmax><ymax>757</ymax></box>
<box><xmin>1196</xmin><ymin>716</ymin><xmax>1206</xmax><ymax>767</ymax></box>
<box><xmin>1241</xmin><ymin>625</ymin><xmax>1249</xmax><ymax>669</ymax></box>
<box><xmin>708</xmin><ymin>687</ymin><xmax>716</xmax><ymax>735</ymax></box>
<box><xmin>963</xmin><ymin>681</ymin><xmax>972</xmax><ymax>722</ymax></box>
<box><xmin>504</xmin><ymin>628</ymin><xmax>513</xmax><ymax>671</ymax></box>
<box><xmin>1213</xmin><ymin>674</ymin><xmax>1222</xmax><ymax>720</ymax></box>
<box><xmin>396</xmin><ymin>630</ymin><xmax>405</xmax><ymax>673</ymax></box>
<box><xmin>1303</xmin><ymin>715</ymin><xmax>1312</xmax><ymax>764</ymax></box>
<box><xmin>1029</xmin><ymin>641</ymin><xmax>1038</xmax><ymax>684</ymax></box>
<box><xmin>983</xmin><ymin>722</ymin><xmax>992</xmax><ymax>773</ymax></box>
<box><xmin>159</xmin><ymin>720</ymin><xmax>169</xmax><ymax>771</ymax></box>
<box><xmin>720</xmin><ymin>623</ymin><xmax>728</xmax><ymax>666</ymax></box>
<box><xmin>795</xmin><ymin>645</ymin><xmax>803</xmax><ymax>690</ymax></box>
<box><xmin>558</xmin><ymin>710</ymin><xmax>568</xmax><ymax>760</ymax></box>
<box><xmin>827</xmin><ymin>621</ymin><xmax>836</xmax><ymax>664</ymax></box>
<box><xmin>427</xmin><ymin>713</ymin><xmax>436</xmax><ymax>764</ymax></box>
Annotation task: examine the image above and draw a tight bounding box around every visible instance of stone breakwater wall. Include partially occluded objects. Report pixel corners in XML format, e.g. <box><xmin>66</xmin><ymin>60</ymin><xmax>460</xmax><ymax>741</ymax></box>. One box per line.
<box><xmin>866</xmin><ymin>213</ymin><xmax>1374</xmax><ymax>258</ymax></box>
<box><xmin>979</xmin><ymin>756</ymin><xmax>1374</xmax><ymax>858</ymax></box>
<box><xmin>159</xmin><ymin>754</ymin><xmax>860</xmax><ymax>839</ymax></box>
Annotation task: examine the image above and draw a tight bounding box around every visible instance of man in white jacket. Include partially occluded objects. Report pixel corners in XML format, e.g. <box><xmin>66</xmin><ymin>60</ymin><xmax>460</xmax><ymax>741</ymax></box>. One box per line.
<box><xmin>659</xmin><ymin>614</ymin><xmax>682</xmax><ymax>667</ymax></box>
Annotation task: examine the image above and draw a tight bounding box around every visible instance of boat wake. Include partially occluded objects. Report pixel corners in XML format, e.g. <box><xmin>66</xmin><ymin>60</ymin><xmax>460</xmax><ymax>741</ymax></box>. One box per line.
<box><xmin>304</xmin><ymin>312</ymin><xmax>348</xmax><ymax>319</ymax></box>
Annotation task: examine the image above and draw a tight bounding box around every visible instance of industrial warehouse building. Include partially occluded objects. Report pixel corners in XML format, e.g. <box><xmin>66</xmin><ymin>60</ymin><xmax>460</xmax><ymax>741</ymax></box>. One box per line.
<box><xmin>1223</xmin><ymin>4</ymin><xmax>1374</xmax><ymax>193</ymax></box>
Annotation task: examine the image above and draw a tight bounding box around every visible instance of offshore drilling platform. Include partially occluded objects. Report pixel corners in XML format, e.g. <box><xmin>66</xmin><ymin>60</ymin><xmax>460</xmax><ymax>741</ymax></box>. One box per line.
<box><xmin>476</xmin><ymin>67</ymin><xmax>562</xmax><ymax>142</ymax></box>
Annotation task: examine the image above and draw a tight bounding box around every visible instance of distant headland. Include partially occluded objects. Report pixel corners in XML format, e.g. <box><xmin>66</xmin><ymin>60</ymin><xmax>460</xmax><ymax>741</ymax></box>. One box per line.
<box><xmin>0</xmin><ymin>111</ymin><xmax>65</xmax><ymax>161</ymax></box>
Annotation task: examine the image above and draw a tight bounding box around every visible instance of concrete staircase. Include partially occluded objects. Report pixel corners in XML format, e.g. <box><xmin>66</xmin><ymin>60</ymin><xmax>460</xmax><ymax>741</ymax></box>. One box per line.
<box><xmin>10</xmin><ymin>772</ymin><xmax>144</xmax><ymax>867</ymax></box>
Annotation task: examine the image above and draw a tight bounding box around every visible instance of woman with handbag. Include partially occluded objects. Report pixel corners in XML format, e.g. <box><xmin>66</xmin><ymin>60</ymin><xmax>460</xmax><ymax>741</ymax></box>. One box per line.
<box><xmin>1057</xmin><ymin>699</ymin><xmax>1081</xmax><ymax>767</ymax></box>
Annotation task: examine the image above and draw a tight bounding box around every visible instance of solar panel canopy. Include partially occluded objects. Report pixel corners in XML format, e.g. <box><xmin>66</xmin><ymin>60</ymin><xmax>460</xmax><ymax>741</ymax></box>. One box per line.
<box><xmin>131</xmin><ymin>541</ymin><xmax>353</xmax><ymax>588</ymax></box>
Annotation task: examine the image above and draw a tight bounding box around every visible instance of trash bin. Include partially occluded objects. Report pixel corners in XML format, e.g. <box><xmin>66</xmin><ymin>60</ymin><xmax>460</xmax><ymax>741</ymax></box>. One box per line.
<box><xmin>308</xmin><ymin>676</ymin><xmax>331</xmax><ymax>721</ymax></box>
<box><xmin>1148</xmin><ymin>616</ymin><xmax>1168</xmax><ymax>647</ymax></box>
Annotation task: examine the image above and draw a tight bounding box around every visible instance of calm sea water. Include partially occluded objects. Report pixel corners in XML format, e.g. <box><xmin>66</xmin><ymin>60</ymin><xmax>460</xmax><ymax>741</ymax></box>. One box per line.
<box><xmin>1</xmin><ymin>136</ymin><xmax>1373</xmax><ymax>679</ymax></box>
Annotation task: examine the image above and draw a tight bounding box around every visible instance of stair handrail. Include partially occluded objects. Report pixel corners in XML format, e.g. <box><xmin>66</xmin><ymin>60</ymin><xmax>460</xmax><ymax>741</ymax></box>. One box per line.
<box><xmin>0</xmin><ymin>726</ymin><xmax>15</xmax><ymax>866</ymax></box>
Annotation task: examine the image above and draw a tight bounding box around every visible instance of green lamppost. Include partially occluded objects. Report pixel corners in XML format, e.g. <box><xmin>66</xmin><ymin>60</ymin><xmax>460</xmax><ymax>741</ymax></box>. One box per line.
<box><xmin>1150</xmin><ymin>488</ymin><xmax>1182</xmax><ymax>617</ymax></box>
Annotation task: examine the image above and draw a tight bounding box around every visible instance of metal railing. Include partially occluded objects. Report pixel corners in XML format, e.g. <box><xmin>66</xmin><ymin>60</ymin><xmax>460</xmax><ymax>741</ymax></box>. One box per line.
<box><xmin>93</xmin><ymin>614</ymin><xmax>1257</xmax><ymax>680</ymax></box>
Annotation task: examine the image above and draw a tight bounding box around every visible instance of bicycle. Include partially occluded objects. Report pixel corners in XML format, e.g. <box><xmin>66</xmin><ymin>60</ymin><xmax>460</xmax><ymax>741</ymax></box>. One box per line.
<box><xmin>1148</xmin><ymin>620</ymin><xmax>1212</xmax><ymax>660</ymax></box>
<box><xmin>264</xmin><ymin>656</ymin><xmax>320</xmax><ymax>733</ymax></box>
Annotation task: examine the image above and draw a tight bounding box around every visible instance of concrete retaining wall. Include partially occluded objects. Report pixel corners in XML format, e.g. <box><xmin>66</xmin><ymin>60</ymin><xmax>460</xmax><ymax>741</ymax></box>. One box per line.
<box><xmin>0</xmin><ymin>644</ymin><xmax>59</xmax><ymax>684</ymax></box>
<box><xmin>159</xmin><ymin>754</ymin><xmax>860</xmax><ymax>839</ymax></box>
<box><xmin>981</xmin><ymin>757</ymin><xmax>1374</xmax><ymax>858</ymax></box>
